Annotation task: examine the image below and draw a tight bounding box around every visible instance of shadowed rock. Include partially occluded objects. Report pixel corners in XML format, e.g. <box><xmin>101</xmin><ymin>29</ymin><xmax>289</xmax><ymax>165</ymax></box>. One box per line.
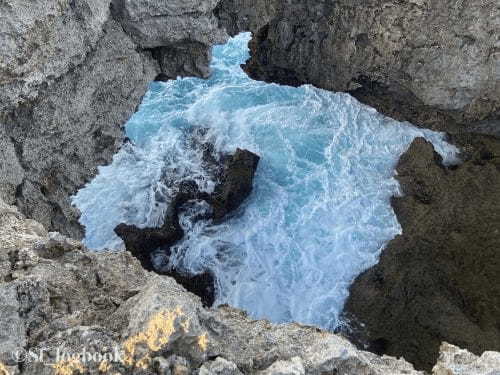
<box><xmin>114</xmin><ymin>148</ymin><xmax>259</xmax><ymax>306</ymax></box>
<box><xmin>114</xmin><ymin>180</ymin><xmax>205</xmax><ymax>271</ymax></box>
<box><xmin>237</xmin><ymin>0</ymin><xmax>499</xmax><ymax>134</ymax></box>
<box><xmin>211</xmin><ymin>148</ymin><xmax>261</xmax><ymax>221</ymax></box>
<box><xmin>343</xmin><ymin>135</ymin><xmax>500</xmax><ymax>371</ymax></box>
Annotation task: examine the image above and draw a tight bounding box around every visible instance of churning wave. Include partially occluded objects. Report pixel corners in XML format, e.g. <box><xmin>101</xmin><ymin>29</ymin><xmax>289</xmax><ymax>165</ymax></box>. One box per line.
<box><xmin>73</xmin><ymin>33</ymin><xmax>459</xmax><ymax>330</ymax></box>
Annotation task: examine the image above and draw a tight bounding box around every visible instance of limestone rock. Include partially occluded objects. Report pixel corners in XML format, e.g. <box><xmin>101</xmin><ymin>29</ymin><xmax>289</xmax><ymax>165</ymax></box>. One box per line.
<box><xmin>0</xmin><ymin>0</ymin><xmax>229</xmax><ymax>238</ymax></box>
<box><xmin>200</xmin><ymin>357</ymin><xmax>243</xmax><ymax>375</ymax></box>
<box><xmin>0</xmin><ymin>198</ymin><xmax>497</xmax><ymax>374</ymax></box>
<box><xmin>432</xmin><ymin>343</ymin><xmax>500</xmax><ymax>375</ymax></box>
<box><xmin>0</xmin><ymin>0</ymin><xmax>111</xmax><ymax>113</ymax></box>
<box><xmin>241</xmin><ymin>0</ymin><xmax>500</xmax><ymax>132</ymax></box>
<box><xmin>259</xmin><ymin>357</ymin><xmax>304</xmax><ymax>375</ymax></box>
<box><xmin>215</xmin><ymin>0</ymin><xmax>278</xmax><ymax>37</ymax></box>
<box><xmin>111</xmin><ymin>0</ymin><xmax>227</xmax><ymax>49</ymax></box>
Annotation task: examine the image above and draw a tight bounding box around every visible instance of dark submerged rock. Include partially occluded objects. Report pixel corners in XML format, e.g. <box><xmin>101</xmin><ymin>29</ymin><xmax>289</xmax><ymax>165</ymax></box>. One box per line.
<box><xmin>167</xmin><ymin>270</ymin><xmax>216</xmax><ymax>308</ymax></box>
<box><xmin>114</xmin><ymin>148</ymin><xmax>260</xmax><ymax>306</ymax></box>
<box><xmin>211</xmin><ymin>148</ymin><xmax>260</xmax><ymax>221</ymax></box>
<box><xmin>114</xmin><ymin>180</ymin><xmax>205</xmax><ymax>271</ymax></box>
<box><xmin>343</xmin><ymin>135</ymin><xmax>500</xmax><ymax>371</ymax></box>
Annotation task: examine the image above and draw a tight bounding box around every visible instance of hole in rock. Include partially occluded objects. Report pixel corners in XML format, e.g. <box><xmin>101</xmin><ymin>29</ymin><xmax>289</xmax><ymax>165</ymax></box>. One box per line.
<box><xmin>73</xmin><ymin>33</ymin><xmax>459</xmax><ymax>331</ymax></box>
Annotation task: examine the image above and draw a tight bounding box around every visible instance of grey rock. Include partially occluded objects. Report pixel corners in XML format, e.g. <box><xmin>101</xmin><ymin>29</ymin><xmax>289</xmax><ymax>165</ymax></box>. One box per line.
<box><xmin>432</xmin><ymin>343</ymin><xmax>500</xmax><ymax>375</ymax></box>
<box><xmin>0</xmin><ymin>284</ymin><xmax>25</xmax><ymax>366</ymax></box>
<box><xmin>241</xmin><ymin>0</ymin><xmax>500</xmax><ymax>132</ymax></box>
<box><xmin>111</xmin><ymin>0</ymin><xmax>227</xmax><ymax>49</ymax></box>
<box><xmin>199</xmin><ymin>357</ymin><xmax>243</xmax><ymax>375</ymax></box>
<box><xmin>344</xmin><ymin>135</ymin><xmax>500</xmax><ymax>371</ymax></box>
<box><xmin>1</xmin><ymin>16</ymin><xmax>158</xmax><ymax>238</ymax></box>
<box><xmin>258</xmin><ymin>357</ymin><xmax>304</xmax><ymax>375</ymax></box>
<box><xmin>0</xmin><ymin>199</ymin><xmax>497</xmax><ymax>374</ymax></box>
<box><xmin>0</xmin><ymin>0</ymin><xmax>111</xmax><ymax>114</ymax></box>
<box><xmin>0</xmin><ymin>0</ymin><xmax>229</xmax><ymax>238</ymax></box>
<box><xmin>153</xmin><ymin>42</ymin><xmax>213</xmax><ymax>80</ymax></box>
<box><xmin>215</xmin><ymin>0</ymin><xmax>278</xmax><ymax>37</ymax></box>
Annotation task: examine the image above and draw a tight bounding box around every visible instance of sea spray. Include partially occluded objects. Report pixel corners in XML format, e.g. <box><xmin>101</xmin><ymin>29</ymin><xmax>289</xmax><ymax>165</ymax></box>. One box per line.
<box><xmin>73</xmin><ymin>33</ymin><xmax>459</xmax><ymax>330</ymax></box>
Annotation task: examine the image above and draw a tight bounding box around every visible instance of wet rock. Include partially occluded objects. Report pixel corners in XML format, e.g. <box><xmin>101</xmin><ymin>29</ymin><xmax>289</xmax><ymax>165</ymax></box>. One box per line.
<box><xmin>114</xmin><ymin>180</ymin><xmax>216</xmax><ymax>306</ymax></box>
<box><xmin>114</xmin><ymin>180</ymin><xmax>207</xmax><ymax>271</ymax></box>
<box><xmin>210</xmin><ymin>149</ymin><xmax>260</xmax><ymax>221</ymax></box>
<box><xmin>344</xmin><ymin>135</ymin><xmax>500</xmax><ymax>371</ymax></box>
<box><xmin>114</xmin><ymin>148</ymin><xmax>259</xmax><ymax>306</ymax></box>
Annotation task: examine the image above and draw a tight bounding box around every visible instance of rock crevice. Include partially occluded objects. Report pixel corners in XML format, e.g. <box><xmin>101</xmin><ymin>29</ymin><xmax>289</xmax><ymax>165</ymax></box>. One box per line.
<box><xmin>0</xmin><ymin>0</ymin><xmax>229</xmax><ymax>237</ymax></box>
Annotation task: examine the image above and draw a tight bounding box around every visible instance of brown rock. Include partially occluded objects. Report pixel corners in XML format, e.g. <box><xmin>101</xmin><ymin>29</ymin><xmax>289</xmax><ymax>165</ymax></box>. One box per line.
<box><xmin>343</xmin><ymin>135</ymin><xmax>500</xmax><ymax>371</ymax></box>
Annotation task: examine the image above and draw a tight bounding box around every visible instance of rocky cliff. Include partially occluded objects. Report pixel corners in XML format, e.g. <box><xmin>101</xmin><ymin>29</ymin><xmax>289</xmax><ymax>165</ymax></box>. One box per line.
<box><xmin>2</xmin><ymin>0</ymin><xmax>500</xmax><ymax>374</ymax></box>
<box><xmin>240</xmin><ymin>0</ymin><xmax>500</xmax><ymax>133</ymax></box>
<box><xmin>344</xmin><ymin>134</ymin><xmax>500</xmax><ymax>371</ymax></box>
<box><xmin>0</xmin><ymin>0</ymin><xmax>228</xmax><ymax>238</ymax></box>
<box><xmin>215</xmin><ymin>0</ymin><xmax>500</xmax><ymax>370</ymax></box>
<box><xmin>1</xmin><ymin>198</ymin><xmax>499</xmax><ymax>375</ymax></box>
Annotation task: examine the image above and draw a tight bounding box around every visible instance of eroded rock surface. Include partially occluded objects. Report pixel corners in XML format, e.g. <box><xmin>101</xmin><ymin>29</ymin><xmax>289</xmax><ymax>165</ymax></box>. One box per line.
<box><xmin>0</xmin><ymin>198</ymin><xmax>444</xmax><ymax>375</ymax></box>
<box><xmin>241</xmin><ymin>0</ymin><xmax>500</xmax><ymax>133</ymax></box>
<box><xmin>432</xmin><ymin>342</ymin><xmax>500</xmax><ymax>375</ymax></box>
<box><xmin>211</xmin><ymin>149</ymin><xmax>260</xmax><ymax>221</ymax></box>
<box><xmin>215</xmin><ymin>0</ymin><xmax>278</xmax><ymax>37</ymax></box>
<box><xmin>344</xmin><ymin>135</ymin><xmax>500</xmax><ymax>371</ymax></box>
<box><xmin>0</xmin><ymin>0</ymin><xmax>229</xmax><ymax>238</ymax></box>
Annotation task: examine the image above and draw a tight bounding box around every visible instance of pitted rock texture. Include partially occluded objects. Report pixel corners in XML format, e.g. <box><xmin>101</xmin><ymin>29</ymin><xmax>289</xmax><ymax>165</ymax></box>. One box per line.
<box><xmin>215</xmin><ymin>0</ymin><xmax>278</xmax><ymax>37</ymax></box>
<box><xmin>432</xmin><ymin>343</ymin><xmax>500</xmax><ymax>375</ymax></box>
<box><xmin>344</xmin><ymin>134</ymin><xmax>500</xmax><ymax>371</ymax></box>
<box><xmin>0</xmin><ymin>0</ymin><xmax>229</xmax><ymax>238</ymax></box>
<box><xmin>242</xmin><ymin>0</ymin><xmax>500</xmax><ymax>133</ymax></box>
<box><xmin>2</xmin><ymin>18</ymin><xmax>158</xmax><ymax>239</ymax></box>
<box><xmin>111</xmin><ymin>0</ymin><xmax>226</xmax><ymax>49</ymax></box>
<box><xmin>1</xmin><ymin>198</ymin><xmax>499</xmax><ymax>374</ymax></box>
<box><xmin>0</xmin><ymin>198</ymin><xmax>430</xmax><ymax>375</ymax></box>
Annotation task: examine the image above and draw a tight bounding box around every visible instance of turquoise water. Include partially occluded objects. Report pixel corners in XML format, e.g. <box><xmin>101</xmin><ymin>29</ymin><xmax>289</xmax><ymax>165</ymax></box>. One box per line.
<box><xmin>73</xmin><ymin>33</ymin><xmax>458</xmax><ymax>330</ymax></box>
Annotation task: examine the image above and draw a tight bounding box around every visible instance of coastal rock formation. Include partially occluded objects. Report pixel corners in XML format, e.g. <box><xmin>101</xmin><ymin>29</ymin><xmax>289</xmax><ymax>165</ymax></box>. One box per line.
<box><xmin>112</xmin><ymin>0</ymin><xmax>228</xmax><ymax>80</ymax></box>
<box><xmin>241</xmin><ymin>0</ymin><xmax>500</xmax><ymax>133</ymax></box>
<box><xmin>114</xmin><ymin>148</ymin><xmax>260</xmax><ymax>306</ymax></box>
<box><xmin>0</xmin><ymin>0</ymin><xmax>228</xmax><ymax>238</ymax></box>
<box><xmin>344</xmin><ymin>135</ymin><xmax>500</xmax><ymax>371</ymax></box>
<box><xmin>432</xmin><ymin>342</ymin><xmax>500</xmax><ymax>375</ymax></box>
<box><xmin>215</xmin><ymin>0</ymin><xmax>278</xmax><ymax>37</ymax></box>
<box><xmin>115</xmin><ymin>180</ymin><xmax>208</xmax><ymax>271</ymax></box>
<box><xmin>211</xmin><ymin>149</ymin><xmax>260</xmax><ymax>221</ymax></box>
<box><xmin>2</xmin><ymin>197</ymin><xmax>497</xmax><ymax>375</ymax></box>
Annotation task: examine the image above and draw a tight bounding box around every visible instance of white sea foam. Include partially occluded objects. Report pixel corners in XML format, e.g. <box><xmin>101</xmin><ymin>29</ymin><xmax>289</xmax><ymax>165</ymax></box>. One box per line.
<box><xmin>73</xmin><ymin>33</ymin><xmax>459</xmax><ymax>330</ymax></box>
